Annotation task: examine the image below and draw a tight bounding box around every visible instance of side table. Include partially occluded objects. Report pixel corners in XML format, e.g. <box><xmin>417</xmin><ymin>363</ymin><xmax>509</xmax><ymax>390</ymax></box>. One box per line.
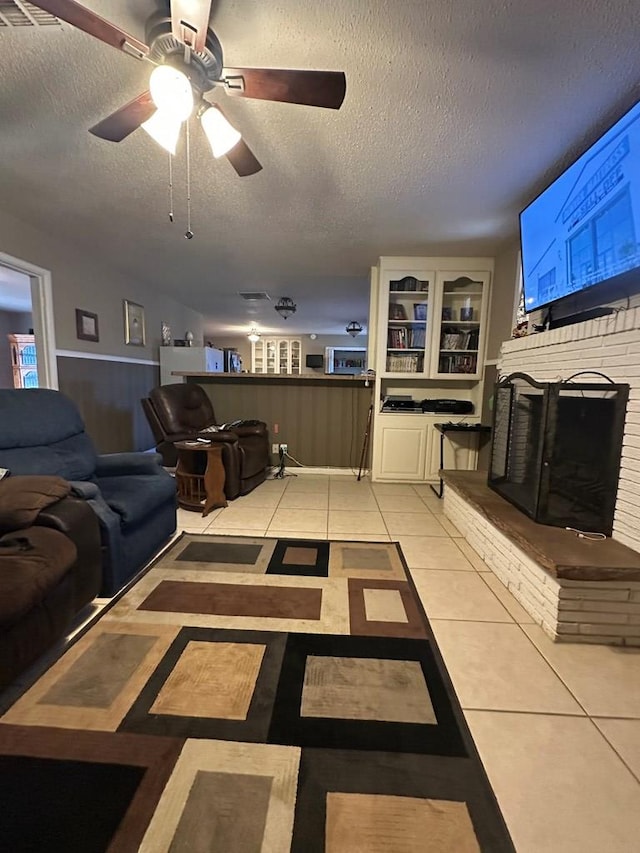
<box><xmin>174</xmin><ymin>441</ymin><xmax>228</xmax><ymax>516</ymax></box>
<box><xmin>430</xmin><ymin>423</ymin><xmax>492</xmax><ymax>499</ymax></box>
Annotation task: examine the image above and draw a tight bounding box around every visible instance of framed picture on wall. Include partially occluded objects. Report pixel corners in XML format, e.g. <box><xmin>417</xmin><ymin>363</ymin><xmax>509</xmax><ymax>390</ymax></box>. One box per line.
<box><xmin>75</xmin><ymin>308</ymin><xmax>99</xmax><ymax>342</ymax></box>
<box><xmin>124</xmin><ymin>300</ymin><xmax>145</xmax><ymax>346</ymax></box>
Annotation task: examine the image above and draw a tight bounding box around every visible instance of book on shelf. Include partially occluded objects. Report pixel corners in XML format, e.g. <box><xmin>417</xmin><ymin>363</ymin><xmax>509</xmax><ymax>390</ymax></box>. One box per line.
<box><xmin>390</xmin><ymin>276</ymin><xmax>428</xmax><ymax>293</ymax></box>
<box><xmin>387</xmin><ymin>325</ymin><xmax>426</xmax><ymax>349</ymax></box>
<box><xmin>439</xmin><ymin>328</ymin><xmax>479</xmax><ymax>350</ymax></box>
<box><xmin>386</xmin><ymin>352</ymin><xmax>424</xmax><ymax>372</ymax></box>
<box><xmin>438</xmin><ymin>353</ymin><xmax>478</xmax><ymax>374</ymax></box>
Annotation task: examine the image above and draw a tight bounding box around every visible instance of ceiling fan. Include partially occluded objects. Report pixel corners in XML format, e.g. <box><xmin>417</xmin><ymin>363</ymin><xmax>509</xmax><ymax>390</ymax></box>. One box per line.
<box><xmin>28</xmin><ymin>0</ymin><xmax>347</xmax><ymax>176</ymax></box>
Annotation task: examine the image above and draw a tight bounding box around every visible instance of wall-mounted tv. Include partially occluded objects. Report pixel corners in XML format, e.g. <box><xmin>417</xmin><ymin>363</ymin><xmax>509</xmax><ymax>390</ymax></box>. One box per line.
<box><xmin>520</xmin><ymin>98</ymin><xmax>640</xmax><ymax>313</ymax></box>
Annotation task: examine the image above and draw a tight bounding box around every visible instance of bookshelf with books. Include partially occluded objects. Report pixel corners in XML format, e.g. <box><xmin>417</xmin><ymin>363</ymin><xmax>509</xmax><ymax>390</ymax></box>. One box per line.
<box><xmin>430</xmin><ymin>273</ymin><xmax>489</xmax><ymax>380</ymax></box>
<box><xmin>382</xmin><ymin>270</ymin><xmax>432</xmax><ymax>377</ymax></box>
<box><xmin>371</xmin><ymin>257</ymin><xmax>493</xmax><ymax>482</ymax></box>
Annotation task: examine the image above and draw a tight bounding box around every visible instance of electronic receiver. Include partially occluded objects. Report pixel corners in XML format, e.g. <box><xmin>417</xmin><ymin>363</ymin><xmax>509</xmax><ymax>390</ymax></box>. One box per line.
<box><xmin>420</xmin><ymin>399</ymin><xmax>474</xmax><ymax>415</ymax></box>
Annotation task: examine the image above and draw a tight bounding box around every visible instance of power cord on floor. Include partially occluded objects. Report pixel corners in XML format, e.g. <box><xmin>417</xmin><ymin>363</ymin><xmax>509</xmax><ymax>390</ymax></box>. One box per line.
<box><xmin>271</xmin><ymin>447</ymin><xmax>298</xmax><ymax>479</ymax></box>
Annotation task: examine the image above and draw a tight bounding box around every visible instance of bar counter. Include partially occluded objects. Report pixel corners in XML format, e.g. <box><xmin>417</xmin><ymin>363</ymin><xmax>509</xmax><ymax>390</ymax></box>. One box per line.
<box><xmin>178</xmin><ymin>372</ymin><xmax>374</xmax><ymax>468</ymax></box>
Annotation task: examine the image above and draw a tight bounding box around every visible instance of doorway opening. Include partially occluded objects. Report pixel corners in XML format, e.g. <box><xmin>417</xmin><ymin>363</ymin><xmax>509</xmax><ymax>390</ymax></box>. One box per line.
<box><xmin>0</xmin><ymin>252</ymin><xmax>57</xmax><ymax>389</ymax></box>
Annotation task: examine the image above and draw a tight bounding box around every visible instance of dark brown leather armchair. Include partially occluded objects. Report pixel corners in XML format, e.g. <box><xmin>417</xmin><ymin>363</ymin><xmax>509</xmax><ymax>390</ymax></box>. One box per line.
<box><xmin>142</xmin><ymin>383</ymin><xmax>270</xmax><ymax>499</ymax></box>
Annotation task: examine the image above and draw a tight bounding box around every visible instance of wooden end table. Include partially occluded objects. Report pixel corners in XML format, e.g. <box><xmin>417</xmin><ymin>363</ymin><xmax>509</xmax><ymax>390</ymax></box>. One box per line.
<box><xmin>174</xmin><ymin>441</ymin><xmax>228</xmax><ymax>516</ymax></box>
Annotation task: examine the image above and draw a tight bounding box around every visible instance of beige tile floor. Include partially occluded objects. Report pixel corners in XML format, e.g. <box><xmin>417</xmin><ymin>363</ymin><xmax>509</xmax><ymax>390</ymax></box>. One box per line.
<box><xmin>176</xmin><ymin>471</ymin><xmax>640</xmax><ymax>853</ymax></box>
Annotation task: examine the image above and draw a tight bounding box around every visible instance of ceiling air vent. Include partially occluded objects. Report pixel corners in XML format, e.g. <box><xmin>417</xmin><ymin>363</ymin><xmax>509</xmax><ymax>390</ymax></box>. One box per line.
<box><xmin>0</xmin><ymin>1</ymin><xmax>61</xmax><ymax>27</ymax></box>
<box><xmin>238</xmin><ymin>292</ymin><xmax>271</xmax><ymax>301</ymax></box>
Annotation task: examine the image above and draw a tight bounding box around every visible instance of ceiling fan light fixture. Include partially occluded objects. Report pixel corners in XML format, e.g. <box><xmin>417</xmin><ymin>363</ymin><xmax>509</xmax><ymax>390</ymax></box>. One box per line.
<box><xmin>274</xmin><ymin>297</ymin><xmax>297</xmax><ymax>320</ymax></box>
<box><xmin>149</xmin><ymin>65</ymin><xmax>193</xmax><ymax>121</ymax></box>
<box><xmin>200</xmin><ymin>105</ymin><xmax>242</xmax><ymax>158</ymax></box>
<box><xmin>140</xmin><ymin>109</ymin><xmax>182</xmax><ymax>154</ymax></box>
<box><xmin>346</xmin><ymin>321</ymin><xmax>363</xmax><ymax>337</ymax></box>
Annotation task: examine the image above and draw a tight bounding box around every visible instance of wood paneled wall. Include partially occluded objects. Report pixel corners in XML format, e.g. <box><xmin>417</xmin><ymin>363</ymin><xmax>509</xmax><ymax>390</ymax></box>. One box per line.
<box><xmin>194</xmin><ymin>376</ymin><xmax>374</xmax><ymax>469</ymax></box>
<box><xmin>57</xmin><ymin>356</ymin><xmax>159</xmax><ymax>453</ymax></box>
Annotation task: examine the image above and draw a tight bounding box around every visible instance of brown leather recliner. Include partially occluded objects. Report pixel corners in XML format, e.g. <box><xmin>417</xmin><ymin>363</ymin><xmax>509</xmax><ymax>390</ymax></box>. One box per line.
<box><xmin>0</xmin><ymin>475</ymin><xmax>102</xmax><ymax>690</ymax></box>
<box><xmin>142</xmin><ymin>383</ymin><xmax>270</xmax><ymax>499</ymax></box>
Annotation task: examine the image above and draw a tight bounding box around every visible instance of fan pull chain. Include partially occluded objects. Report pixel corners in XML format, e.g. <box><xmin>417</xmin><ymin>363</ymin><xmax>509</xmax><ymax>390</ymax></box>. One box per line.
<box><xmin>185</xmin><ymin>119</ymin><xmax>193</xmax><ymax>239</ymax></box>
<box><xmin>168</xmin><ymin>152</ymin><xmax>174</xmax><ymax>223</ymax></box>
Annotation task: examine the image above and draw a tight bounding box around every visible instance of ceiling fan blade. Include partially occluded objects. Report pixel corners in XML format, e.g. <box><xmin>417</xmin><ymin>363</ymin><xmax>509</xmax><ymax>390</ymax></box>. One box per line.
<box><xmin>171</xmin><ymin>0</ymin><xmax>212</xmax><ymax>52</ymax></box>
<box><xmin>222</xmin><ymin>68</ymin><xmax>346</xmax><ymax>109</ymax></box>
<box><xmin>28</xmin><ymin>0</ymin><xmax>149</xmax><ymax>57</ymax></box>
<box><xmin>89</xmin><ymin>92</ymin><xmax>155</xmax><ymax>142</ymax></box>
<box><xmin>226</xmin><ymin>139</ymin><xmax>263</xmax><ymax>177</ymax></box>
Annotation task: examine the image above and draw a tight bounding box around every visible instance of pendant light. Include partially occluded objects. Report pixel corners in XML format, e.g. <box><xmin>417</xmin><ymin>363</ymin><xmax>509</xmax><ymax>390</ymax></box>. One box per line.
<box><xmin>274</xmin><ymin>297</ymin><xmax>297</xmax><ymax>319</ymax></box>
<box><xmin>346</xmin><ymin>321</ymin><xmax>363</xmax><ymax>337</ymax></box>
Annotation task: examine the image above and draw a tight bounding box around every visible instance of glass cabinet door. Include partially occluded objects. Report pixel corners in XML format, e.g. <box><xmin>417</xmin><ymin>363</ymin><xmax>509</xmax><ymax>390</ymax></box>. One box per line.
<box><xmin>432</xmin><ymin>274</ymin><xmax>488</xmax><ymax>379</ymax></box>
<box><xmin>278</xmin><ymin>340</ymin><xmax>289</xmax><ymax>373</ymax></box>
<box><xmin>266</xmin><ymin>340</ymin><xmax>277</xmax><ymax>373</ymax></box>
<box><xmin>290</xmin><ymin>340</ymin><xmax>301</xmax><ymax>374</ymax></box>
<box><xmin>251</xmin><ymin>340</ymin><xmax>265</xmax><ymax>373</ymax></box>
<box><xmin>383</xmin><ymin>273</ymin><xmax>432</xmax><ymax>376</ymax></box>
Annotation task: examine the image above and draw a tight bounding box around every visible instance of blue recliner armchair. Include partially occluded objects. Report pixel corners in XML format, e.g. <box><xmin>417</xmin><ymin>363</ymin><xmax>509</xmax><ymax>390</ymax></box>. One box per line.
<box><xmin>0</xmin><ymin>388</ymin><xmax>177</xmax><ymax>596</ymax></box>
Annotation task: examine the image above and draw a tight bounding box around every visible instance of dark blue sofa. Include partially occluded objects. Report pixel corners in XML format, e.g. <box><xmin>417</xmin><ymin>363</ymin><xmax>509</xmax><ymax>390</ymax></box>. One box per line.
<box><xmin>0</xmin><ymin>388</ymin><xmax>177</xmax><ymax>595</ymax></box>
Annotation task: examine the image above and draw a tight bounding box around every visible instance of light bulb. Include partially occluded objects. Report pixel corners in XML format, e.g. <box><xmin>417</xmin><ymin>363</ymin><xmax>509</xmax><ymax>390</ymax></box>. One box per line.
<box><xmin>141</xmin><ymin>110</ymin><xmax>182</xmax><ymax>154</ymax></box>
<box><xmin>149</xmin><ymin>65</ymin><xmax>193</xmax><ymax>121</ymax></box>
<box><xmin>200</xmin><ymin>105</ymin><xmax>242</xmax><ymax>158</ymax></box>
<box><xmin>247</xmin><ymin>328</ymin><xmax>260</xmax><ymax>342</ymax></box>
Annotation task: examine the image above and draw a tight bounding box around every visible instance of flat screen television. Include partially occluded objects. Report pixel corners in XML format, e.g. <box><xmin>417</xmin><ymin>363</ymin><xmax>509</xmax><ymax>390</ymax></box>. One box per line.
<box><xmin>305</xmin><ymin>354</ymin><xmax>324</xmax><ymax>368</ymax></box>
<box><xmin>520</xmin><ymin>97</ymin><xmax>640</xmax><ymax>313</ymax></box>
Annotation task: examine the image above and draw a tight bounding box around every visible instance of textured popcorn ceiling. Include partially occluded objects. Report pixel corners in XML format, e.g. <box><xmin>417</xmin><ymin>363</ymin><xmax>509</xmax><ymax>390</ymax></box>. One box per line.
<box><xmin>0</xmin><ymin>0</ymin><xmax>639</xmax><ymax>334</ymax></box>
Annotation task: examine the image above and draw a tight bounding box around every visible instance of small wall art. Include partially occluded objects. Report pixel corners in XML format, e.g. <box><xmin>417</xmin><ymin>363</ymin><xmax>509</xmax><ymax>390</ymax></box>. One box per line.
<box><xmin>75</xmin><ymin>308</ymin><xmax>99</xmax><ymax>342</ymax></box>
<box><xmin>124</xmin><ymin>300</ymin><xmax>145</xmax><ymax>346</ymax></box>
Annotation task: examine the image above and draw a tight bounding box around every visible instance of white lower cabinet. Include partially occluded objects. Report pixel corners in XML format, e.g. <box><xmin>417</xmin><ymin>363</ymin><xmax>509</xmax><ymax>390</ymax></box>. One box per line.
<box><xmin>372</xmin><ymin>417</ymin><xmax>431</xmax><ymax>481</ymax></box>
<box><xmin>372</xmin><ymin>416</ymin><xmax>482</xmax><ymax>482</ymax></box>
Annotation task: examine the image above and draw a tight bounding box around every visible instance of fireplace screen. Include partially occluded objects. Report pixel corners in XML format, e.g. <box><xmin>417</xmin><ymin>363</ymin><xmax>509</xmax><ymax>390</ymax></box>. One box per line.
<box><xmin>489</xmin><ymin>372</ymin><xmax>629</xmax><ymax>536</ymax></box>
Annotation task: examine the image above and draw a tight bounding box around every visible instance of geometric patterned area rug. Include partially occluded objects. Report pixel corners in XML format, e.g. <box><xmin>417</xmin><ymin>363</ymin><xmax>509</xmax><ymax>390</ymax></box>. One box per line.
<box><xmin>0</xmin><ymin>534</ymin><xmax>515</xmax><ymax>852</ymax></box>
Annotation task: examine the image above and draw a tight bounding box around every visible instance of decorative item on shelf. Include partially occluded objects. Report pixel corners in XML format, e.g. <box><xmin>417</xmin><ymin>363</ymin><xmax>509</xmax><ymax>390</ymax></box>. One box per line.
<box><xmin>123</xmin><ymin>300</ymin><xmax>145</xmax><ymax>346</ymax></box>
<box><xmin>75</xmin><ymin>309</ymin><xmax>99</xmax><ymax>342</ymax></box>
<box><xmin>274</xmin><ymin>297</ymin><xmax>297</xmax><ymax>319</ymax></box>
<box><xmin>161</xmin><ymin>321</ymin><xmax>172</xmax><ymax>346</ymax></box>
<box><xmin>442</xmin><ymin>307</ymin><xmax>454</xmax><ymax>321</ymax></box>
<box><xmin>413</xmin><ymin>304</ymin><xmax>427</xmax><ymax>321</ymax></box>
<box><xmin>346</xmin><ymin>321</ymin><xmax>363</xmax><ymax>337</ymax></box>
<box><xmin>247</xmin><ymin>327</ymin><xmax>261</xmax><ymax>342</ymax></box>
<box><xmin>460</xmin><ymin>299</ymin><xmax>474</xmax><ymax>321</ymax></box>
<box><xmin>185</xmin><ymin>331</ymin><xmax>195</xmax><ymax>347</ymax></box>
<box><xmin>388</xmin><ymin>303</ymin><xmax>407</xmax><ymax>320</ymax></box>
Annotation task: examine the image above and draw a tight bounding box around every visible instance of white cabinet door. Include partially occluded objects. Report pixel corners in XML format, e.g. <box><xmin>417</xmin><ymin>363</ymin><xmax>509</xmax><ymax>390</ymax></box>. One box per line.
<box><xmin>425</xmin><ymin>424</ymin><xmax>479</xmax><ymax>480</ymax></box>
<box><xmin>373</xmin><ymin>422</ymin><xmax>430</xmax><ymax>480</ymax></box>
<box><xmin>377</xmin><ymin>267</ymin><xmax>435</xmax><ymax>378</ymax></box>
<box><xmin>429</xmin><ymin>271</ymin><xmax>490</xmax><ymax>380</ymax></box>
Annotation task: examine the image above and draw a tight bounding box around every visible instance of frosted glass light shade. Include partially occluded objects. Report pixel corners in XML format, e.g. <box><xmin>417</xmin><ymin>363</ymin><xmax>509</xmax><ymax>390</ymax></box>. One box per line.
<box><xmin>200</xmin><ymin>106</ymin><xmax>241</xmax><ymax>157</ymax></box>
<box><xmin>149</xmin><ymin>65</ymin><xmax>193</xmax><ymax>121</ymax></box>
<box><xmin>141</xmin><ymin>110</ymin><xmax>182</xmax><ymax>154</ymax></box>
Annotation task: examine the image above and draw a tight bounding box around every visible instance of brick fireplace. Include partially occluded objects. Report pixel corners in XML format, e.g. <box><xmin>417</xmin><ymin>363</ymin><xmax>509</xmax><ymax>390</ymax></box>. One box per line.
<box><xmin>443</xmin><ymin>306</ymin><xmax>640</xmax><ymax>645</ymax></box>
